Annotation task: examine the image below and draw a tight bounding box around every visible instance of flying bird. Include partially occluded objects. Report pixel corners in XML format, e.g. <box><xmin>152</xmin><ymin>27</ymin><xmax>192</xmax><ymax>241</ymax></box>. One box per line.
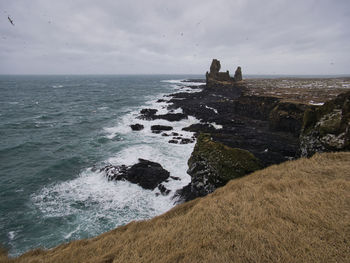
<box><xmin>8</xmin><ymin>16</ymin><xmax>14</xmax><ymax>26</ymax></box>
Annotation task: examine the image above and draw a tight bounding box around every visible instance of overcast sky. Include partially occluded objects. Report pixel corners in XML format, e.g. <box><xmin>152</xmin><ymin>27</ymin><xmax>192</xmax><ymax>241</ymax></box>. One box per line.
<box><xmin>0</xmin><ymin>0</ymin><xmax>349</xmax><ymax>75</ymax></box>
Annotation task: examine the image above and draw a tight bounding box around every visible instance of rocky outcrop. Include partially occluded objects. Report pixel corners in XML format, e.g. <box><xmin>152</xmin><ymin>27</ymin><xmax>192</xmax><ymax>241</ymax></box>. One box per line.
<box><xmin>269</xmin><ymin>102</ymin><xmax>309</xmax><ymax>136</ymax></box>
<box><xmin>101</xmin><ymin>159</ymin><xmax>170</xmax><ymax>191</ymax></box>
<box><xmin>300</xmin><ymin>91</ymin><xmax>350</xmax><ymax>157</ymax></box>
<box><xmin>138</xmin><ymin>108</ymin><xmax>187</xmax><ymax>122</ymax></box>
<box><xmin>234</xmin><ymin>66</ymin><xmax>242</xmax><ymax>81</ymax></box>
<box><xmin>130</xmin><ymin>124</ymin><xmax>144</xmax><ymax>131</ymax></box>
<box><xmin>175</xmin><ymin>133</ymin><xmax>262</xmax><ymax>203</ymax></box>
<box><xmin>151</xmin><ymin>125</ymin><xmax>173</xmax><ymax>133</ymax></box>
<box><xmin>155</xmin><ymin>113</ymin><xmax>188</xmax><ymax>122</ymax></box>
<box><xmin>138</xmin><ymin>108</ymin><xmax>158</xmax><ymax>120</ymax></box>
<box><xmin>169</xmin><ymin>88</ymin><xmax>300</xmax><ymax>167</ymax></box>
<box><xmin>205</xmin><ymin>59</ymin><xmax>233</xmax><ymax>85</ymax></box>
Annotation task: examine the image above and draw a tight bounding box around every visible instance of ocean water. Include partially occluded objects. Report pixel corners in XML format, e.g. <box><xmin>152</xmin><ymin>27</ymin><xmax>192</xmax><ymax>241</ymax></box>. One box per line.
<box><xmin>0</xmin><ymin>74</ymin><xmax>203</xmax><ymax>256</ymax></box>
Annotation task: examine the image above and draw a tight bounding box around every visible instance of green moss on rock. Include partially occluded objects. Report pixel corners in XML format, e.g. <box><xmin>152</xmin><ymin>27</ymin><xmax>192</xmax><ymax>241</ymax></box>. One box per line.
<box><xmin>300</xmin><ymin>91</ymin><xmax>350</xmax><ymax>157</ymax></box>
<box><xmin>188</xmin><ymin>133</ymin><xmax>262</xmax><ymax>187</ymax></box>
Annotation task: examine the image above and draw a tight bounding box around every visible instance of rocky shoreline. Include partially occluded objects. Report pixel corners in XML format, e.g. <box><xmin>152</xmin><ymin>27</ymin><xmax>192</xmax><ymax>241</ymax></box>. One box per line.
<box><xmin>101</xmin><ymin>59</ymin><xmax>350</xmax><ymax>203</ymax></box>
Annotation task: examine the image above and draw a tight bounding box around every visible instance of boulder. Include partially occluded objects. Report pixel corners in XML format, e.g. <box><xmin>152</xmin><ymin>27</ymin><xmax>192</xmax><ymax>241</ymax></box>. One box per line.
<box><xmin>180</xmin><ymin>138</ymin><xmax>194</xmax><ymax>144</ymax></box>
<box><xmin>155</xmin><ymin>113</ymin><xmax>188</xmax><ymax>122</ymax></box>
<box><xmin>130</xmin><ymin>124</ymin><xmax>144</xmax><ymax>131</ymax></box>
<box><xmin>138</xmin><ymin>108</ymin><xmax>187</xmax><ymax>122</ymax></box>
<box><xmin>175</xmin><ymin>133</ymin><xmax>262</xmax><ymax>203</ymax></box>
<box><xmin>138</xmin><ymin>108</ymin><xmax>158</xmax><ymax>120</ymax></box>
<box><xmin>151</xmin><ymin>125</ymin><xmax>173</xmax><ymax>132</ymax></box>
<box><xmin>300</xmin><ymin>91</ymin><xmax>350</xmax><ymax>157</ymax></box>
<box><xmin>101</xmin><ymin>159</ymin><xmax>170</xmax><ymax>190</ymax></box>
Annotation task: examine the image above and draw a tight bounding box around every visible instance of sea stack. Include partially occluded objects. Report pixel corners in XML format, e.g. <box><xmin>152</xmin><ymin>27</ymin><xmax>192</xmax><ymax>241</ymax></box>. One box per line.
<box><xmin>205</xmin><ymin>59</ymin><xmax>242</xmax><ymax>86</ymax></box>
<box><xmin>234</xmin><ymin>66</ymin><xmax>242</xmax><ymax>81</ymax></box>
<box><xmin>205</xmin><ymin>59</ymin><xmax>232</xmax><ymax>85</ymax></box>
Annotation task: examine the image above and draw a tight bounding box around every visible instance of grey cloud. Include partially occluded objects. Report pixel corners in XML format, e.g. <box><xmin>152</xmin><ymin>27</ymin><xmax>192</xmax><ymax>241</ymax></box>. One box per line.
<box><xmin>0</xmin><ymin>0</ymin><xmax>349</xmax><ymax>74</ymax></box>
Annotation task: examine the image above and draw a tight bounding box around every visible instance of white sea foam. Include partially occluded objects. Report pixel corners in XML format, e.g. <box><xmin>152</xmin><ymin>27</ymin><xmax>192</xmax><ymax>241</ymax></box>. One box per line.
<box><xmin>31</xmin><ymin>168</ymin><xmax>172</xmax><ymax>240</ymax></box>
<box><xmin>8</xmin><ymin>231</ymin><xmax>16</xmax><ymax>240</ymax></box>
<box><xmin>208</xmin><ymin>122</ymin><xmax>223</xmax><ymax>129</ymax></box>
<box><xmin>52</xmin><ymin>85</ymin><xmax>64</xmax><ymax>88</ymax></box>
<box><xmin>161</xmin><ymin>79</ymin><xmax>205</xmax><ymax>87</ymax></box>
<box><xmin>309</xmin><ymin>100</ymin><xmax>324</xmax><ymax>106</ymax></box>
<box><xmin>161</xmin><ymin>79</ymin><xmax>185</xmax><ymax>84</ymax></box>
<box><xmin>205</xmin><ymin>105</ymin><xmax>218</xmax><ymax>114</ymax></box>
<box><xmin>64</xmin><ymin>225</ymin><xmax>81</xmax><ymax>239</ymax></box>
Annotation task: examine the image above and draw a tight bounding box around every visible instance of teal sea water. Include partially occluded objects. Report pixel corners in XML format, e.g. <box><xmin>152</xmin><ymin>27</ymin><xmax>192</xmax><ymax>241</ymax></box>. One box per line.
<box><xmin>0</xmin><ymin>75</ymin><xmax>202</xmax><ymax>256</ymax></box>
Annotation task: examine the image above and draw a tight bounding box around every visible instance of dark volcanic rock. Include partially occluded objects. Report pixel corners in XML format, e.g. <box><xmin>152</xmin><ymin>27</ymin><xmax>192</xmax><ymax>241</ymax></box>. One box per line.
<box><xmin>158</xmin><ymin>184</ymin><xmax>171</xmax><ymax>196</ymax></box>
<box><xmin>101</xmin><ymin>159</ymin><xmax>170</xmax><ymax>190</ymax></box>
<box><xmin>157</xmin><ymin>99</ymin><xmax>167</xmax><ymax>103</ymax></box>
<box><xmin>168</xmin><ymin>139</ymin><xmax>178</xmax><ymax>144</ymax></box>
<box><xmin>169</xmin><ymin>84</ymin><xmax>300</xmax><ymax>167</ymax></box>
<box><xmin>300</xmin><ymin>91</ymin><xmax>350</xmax><ymax>157</ymax></box>
<box><xmin>269</xmin><ymin>102</ymin><xmax>309</xmax><ymax>136</ymax></box>
<box><xmin>130</xmin><ymin>124</ymin><xmax>144</xmax><ymax>131</ymax></box>
<box><xmin>234</xmin><ymin>66</ymin><xmax>242</xmax><ymax>81</ymax></box>
<box><xmin>182</xmin><ymin>123</ymin><xmax>217</xmax><ymax>133</ymax></box>
<box><xmin>155</xmin><ymin>113</ymin><xmax>188</xmax><ymax>122</ymax></box>
<box><xmin>151</xmin><ymin>125</ymin><xmax>173</xmax><ymax>132</ymax></box>
<box><xmin>138</xmin><ymin>108</ymin><xmax>158</xmax><ymax>120</ymax></box>
<box><xmin>180</xmin><ymin>138</ymin><xmax>194</xmax><ymax>144</ymax></box>
<box><xmin>138</xmin><ymin>108</ymin><xmax>187</xmax><ymax>122</ymax></box>
<box><xmin>206</xmin><ymin>59</ymin><xmax>232</xmax><ymax>85</ymax></box>
<box><xmin>170</xmin><ymin>176</ymin><xmax>181</xmax><ymax>180</ymax></box>
<box><xmin>182</xmin><ymin>79</ymin><xmax>206</xmax><ymax>83</ymax></box>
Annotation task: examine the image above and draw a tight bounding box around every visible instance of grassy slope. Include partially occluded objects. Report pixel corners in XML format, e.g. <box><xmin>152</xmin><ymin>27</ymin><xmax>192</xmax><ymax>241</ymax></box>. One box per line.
<box><xmin>2</xmin><ymin>152</ymin><xmax>350</xmax><ymax>263</ymax></box>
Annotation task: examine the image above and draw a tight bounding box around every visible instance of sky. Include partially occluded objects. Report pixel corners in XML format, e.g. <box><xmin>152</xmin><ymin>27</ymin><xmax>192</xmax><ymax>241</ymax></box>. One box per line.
<box><xmin>0</xmin><ymin>0</ymin><xmax>349</xmax><ymax>75</ymax></box>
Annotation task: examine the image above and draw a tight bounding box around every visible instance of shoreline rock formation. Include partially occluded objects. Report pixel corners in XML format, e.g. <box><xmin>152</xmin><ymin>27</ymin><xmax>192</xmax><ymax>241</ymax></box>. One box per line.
<box><xmin>175</xmin><ymin>133</ymin><xmax>262</xmax><ymax>202</ymax></box>
<box><xmin>205</xmin><ymin>59</ymin><xmax>242</xmax><ymax>86</ymax></box>
<box><xmin>300</xmin><ymin>90</ymin><xmax>350</xmax><ymax>156</ymax></box>
<box><xmin>170</xmin><ymin>60</ymin><xmax>350</xmax><ymax>202</ymax></box>
<box><xmin>100</xmin><ymin>159</ymin><xmax>171</xmax><ymax>194</ymax></box>
<box><xmin>103</xmin><ymin>59</ymin><xmax>349</xmax><ymax>203</ymax></box>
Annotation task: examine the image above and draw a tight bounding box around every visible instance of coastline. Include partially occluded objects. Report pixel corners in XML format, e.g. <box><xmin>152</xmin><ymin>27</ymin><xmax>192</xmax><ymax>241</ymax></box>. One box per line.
<box><xmin>2</xmin><ymin>67</ymin><xmax>350</xmax><ymax>260</ymax></box>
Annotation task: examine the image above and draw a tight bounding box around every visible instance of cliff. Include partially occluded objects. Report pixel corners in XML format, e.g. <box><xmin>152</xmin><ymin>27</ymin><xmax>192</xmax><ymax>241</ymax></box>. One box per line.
<box><xmin>171</xmin><ymin>61</ymin><xmax>350</xmax><ymax>201</ymax></box>
<box><xmin>3</xmin><ymin>152</ymin><xmax>350</xmax><ymax>263</ymax></box>
<box><xmin>175</xmin><ymin>133</ymin><xmax>262</xmax><ymax>202</ymax></box>
<box><xmin>300</xmin><ymin>90</ymin><xmax>350</xmax><ymax>156</ymax></box>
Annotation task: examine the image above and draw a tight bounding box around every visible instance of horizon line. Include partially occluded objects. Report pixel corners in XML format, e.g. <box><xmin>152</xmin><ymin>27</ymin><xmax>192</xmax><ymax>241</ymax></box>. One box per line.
<box><xmin>0</xmin><ymin>73</ymin><xmax>350</xmax><ymax>77</ymax></box>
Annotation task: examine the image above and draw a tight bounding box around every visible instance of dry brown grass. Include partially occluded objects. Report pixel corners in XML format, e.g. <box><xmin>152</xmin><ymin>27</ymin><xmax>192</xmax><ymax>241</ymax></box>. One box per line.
<box><xmin>3</xmin><ymin>152</ymin><xmax>350</xmax><ymax>263</ymax></box>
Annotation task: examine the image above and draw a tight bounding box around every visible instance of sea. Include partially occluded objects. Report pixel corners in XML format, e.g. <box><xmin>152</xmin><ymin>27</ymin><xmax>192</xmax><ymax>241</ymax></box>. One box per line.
<box><xmin>0</xmin><ymin>74</ymin><xmax>204</xmax><ymax>256</ymax></box>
